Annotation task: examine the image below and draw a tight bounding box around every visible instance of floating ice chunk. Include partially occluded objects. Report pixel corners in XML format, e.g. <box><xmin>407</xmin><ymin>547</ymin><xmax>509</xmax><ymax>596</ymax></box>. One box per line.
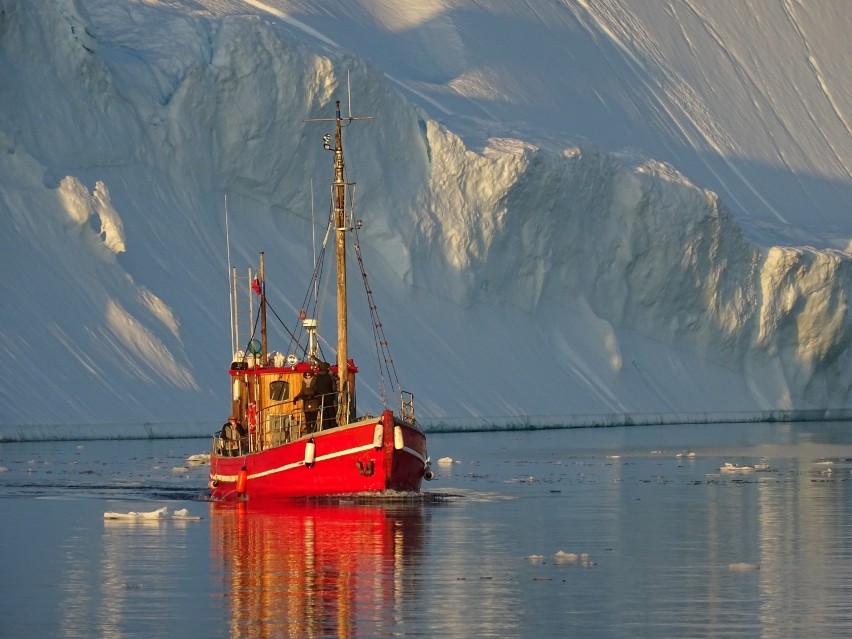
<box><xmin>171</xmin><ymin>466</ymin><xmax>188</xmax><ymax>473</ymax></box>
<box><xmin>676</xmin><ymin>450</ymin><xmax>696</xmax><ymax>458</ymax></box>
<box><xmin>437</xmin><ymin>457</ymin><xmax>454</xmax><ymax>465</ymax></box>
<box><xmin>187</xmin><ymin>453</ymin><xmax>210</xmax><ymax>465</ymax></box>
<box><xmin>172</xmin><ymin>508</ymin><xmax>201</xmax><ymax>520</ymax></box>
<box><xmin>579</xmin><ymin>553</ymin><xmax>596</xmax><ymax>567</ymax></box>
<box><xmin>554</xmin><ymin>550</ymin><xmax>578</xmax><ymax>564</ymax></box>
<box><xmin>0</xmin><ymin>466</ymin><xmax>7</xmax><ymax>473</ymax></box>
<box><xmin>728</xmin><ymin>562</ymin><xmax>760</xmax><ymax>571</ymax></box>
<box><xmin>551</xmin><ymin>551</ymin><xmax>596</xmax><ymax>566</ymax></box>
<box><xmin>104</xmin><ymin>506</ymin><xmax>169</xmax><ymax>520</ymax></box>
<box><xmin>103</xmin><ymin>506</ymin><xmax>200</xmax><ymax>520</ymax></box>
<box><xmin>720</xmin><ymin>463</ymin><xmax>753</xmax><ymax>473</ymax></box>
<box><xmin>525</xmin><ymin>555</ymin><xmax>546</xmax><ymax>564</ymax></box>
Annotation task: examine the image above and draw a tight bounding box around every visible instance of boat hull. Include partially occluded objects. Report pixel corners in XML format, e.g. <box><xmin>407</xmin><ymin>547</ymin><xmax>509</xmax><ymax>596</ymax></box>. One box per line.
<box><xmin>209</xmin><ymin>409</ymin><xmax>427</xmax><ymax>500</ymax></box>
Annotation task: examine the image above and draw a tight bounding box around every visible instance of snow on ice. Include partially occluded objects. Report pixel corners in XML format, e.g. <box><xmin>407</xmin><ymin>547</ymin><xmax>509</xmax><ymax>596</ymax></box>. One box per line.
<box><xmin>0</xmin><ymin>0</ymin><xmax>851</xmax><ymax>436</ymax></box>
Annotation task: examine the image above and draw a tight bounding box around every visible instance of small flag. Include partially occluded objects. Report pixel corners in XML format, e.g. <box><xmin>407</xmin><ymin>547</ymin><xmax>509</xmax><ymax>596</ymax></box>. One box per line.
<box><xmin>298</xmin><ymin>309</ymin><xmax>307</xmax><ymax>320</ymax></box>
<box><xmin>252</xmin><ymin>277</ymin><xmax>262</xmax><ymax>296</ymax></box>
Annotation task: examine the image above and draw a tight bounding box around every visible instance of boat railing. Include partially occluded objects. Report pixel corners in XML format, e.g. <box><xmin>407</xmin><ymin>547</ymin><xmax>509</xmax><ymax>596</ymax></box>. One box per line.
<box><xmin>213</xmin><ymin>432</ymin><xmax>249</xmax><ymax>458</ymax></box>
<box><xmin>400</xmin><ymin>390</ymin><xmax>416</xmax><ymax>424</ymax></box>
<box><xmin>214</xmin><ymin>391</ymin><xmax>346</xmax><ymax>457</ymax></box>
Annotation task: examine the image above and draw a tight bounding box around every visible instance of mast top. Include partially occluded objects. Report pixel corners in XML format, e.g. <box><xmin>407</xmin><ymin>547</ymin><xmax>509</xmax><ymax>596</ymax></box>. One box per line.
<box><xmin>304</xmin><ymin>99</ymin><xmax>374</xmax><ymax>125</ymax></box>
<box><xmin>305</xmin><ymin>98</ymin><xmax>372</xmax><ymax>426</ymax></box>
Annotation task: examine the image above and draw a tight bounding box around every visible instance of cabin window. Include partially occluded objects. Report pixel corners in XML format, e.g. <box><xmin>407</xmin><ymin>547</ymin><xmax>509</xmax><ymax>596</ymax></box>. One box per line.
<box><xmin>269</xmin><ymin>380</ymin><xmax>289</xmax><ymax>402</ymax></box>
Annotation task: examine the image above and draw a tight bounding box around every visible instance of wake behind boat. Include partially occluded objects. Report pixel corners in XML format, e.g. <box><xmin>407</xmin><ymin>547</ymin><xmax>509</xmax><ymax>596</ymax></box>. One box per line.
<box><xmin>209</xmin><ymin>100</ymin><xmax>432</xmax><ymax>500</ymax></box>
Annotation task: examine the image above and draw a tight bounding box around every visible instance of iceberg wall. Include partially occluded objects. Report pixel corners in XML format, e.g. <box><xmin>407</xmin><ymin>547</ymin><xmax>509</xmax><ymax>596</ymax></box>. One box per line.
<box><xmin>0</xmin><ymin>0</ymin><xmax>849</xmax><ymax>430</ymax></box>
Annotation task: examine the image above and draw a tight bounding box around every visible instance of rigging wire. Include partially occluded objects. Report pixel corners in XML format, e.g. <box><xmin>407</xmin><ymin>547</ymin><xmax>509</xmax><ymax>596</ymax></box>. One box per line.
<box><xmin>347</xmin><ymin>182</ymin><xmax>400</xmax><ymax>408</ymax></box>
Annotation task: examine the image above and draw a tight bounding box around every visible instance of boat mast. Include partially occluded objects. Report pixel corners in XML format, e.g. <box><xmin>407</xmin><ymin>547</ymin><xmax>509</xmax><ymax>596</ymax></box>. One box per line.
<box><xmin>306</xmin><ymin>97</ymin><xmax>372</xmax><ymax>424</ymax></box>
<box><xmin>332</xmin><ymin>101</ymin><xmax>349</xmax><ymax>419</ymax></box>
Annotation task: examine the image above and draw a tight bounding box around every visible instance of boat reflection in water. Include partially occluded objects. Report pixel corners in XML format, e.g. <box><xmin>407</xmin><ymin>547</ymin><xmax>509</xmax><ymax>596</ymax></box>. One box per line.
<box><xmin>211</xmin><ymin>498</ymin><xmax>426</xmax><ymax>637</ymax></box>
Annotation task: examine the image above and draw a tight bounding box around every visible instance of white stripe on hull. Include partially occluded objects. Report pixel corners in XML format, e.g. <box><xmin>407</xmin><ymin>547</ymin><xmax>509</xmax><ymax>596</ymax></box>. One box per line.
<box><xmin>212</xmin><ymin>440</ymin><xmax>425</xmax><ymax>484</ymax></box>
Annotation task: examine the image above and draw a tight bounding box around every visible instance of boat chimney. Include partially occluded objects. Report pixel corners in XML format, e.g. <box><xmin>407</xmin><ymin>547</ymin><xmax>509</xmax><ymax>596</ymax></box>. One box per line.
<box><xmin>303</xmin><ymin>318</ymin><xmax>318</xmax><ymax>361</ymax></box>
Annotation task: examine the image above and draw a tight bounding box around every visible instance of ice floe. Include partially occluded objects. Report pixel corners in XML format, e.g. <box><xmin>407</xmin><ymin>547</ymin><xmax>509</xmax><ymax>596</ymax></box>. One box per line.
<box><xmin>720</xmin><ymin>462</ymin><xmax>771</xmax><ymax>473</ymax></box>
<box><xmin>103</xmin><ymin>506</ymin><xmax>201</xmax><ymax>520</ymax></box>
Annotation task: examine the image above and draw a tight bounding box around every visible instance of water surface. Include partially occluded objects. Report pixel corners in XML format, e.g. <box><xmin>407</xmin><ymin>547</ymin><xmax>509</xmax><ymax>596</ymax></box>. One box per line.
<box><xmin>1</xmin><ymin>422</ymin><xmax>851</xmax><ymax>637</ymax></box>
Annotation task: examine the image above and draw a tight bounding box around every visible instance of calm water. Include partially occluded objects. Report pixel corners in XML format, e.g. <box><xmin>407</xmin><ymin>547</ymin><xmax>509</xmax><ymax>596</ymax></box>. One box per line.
<box><xmin>2</xmin><ymin>422</ymin><xmax>852</xmax><ymax>638</ymax></box>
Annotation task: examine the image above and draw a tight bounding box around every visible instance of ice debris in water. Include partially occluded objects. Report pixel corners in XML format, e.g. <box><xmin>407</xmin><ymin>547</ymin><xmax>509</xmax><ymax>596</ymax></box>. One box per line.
<box><xmin>555</xmin><ymin>551</ymin><xmax>596</xmax><ymax>567</ymax></box>
<box><xmin>527</xmin><ymin>551</ymin><xmax>596</xmax><ymax>567</ymax></box>
<box><xmin>103</xmin><ymin>506</ymin><xmax>201</xmax><ymax>520</ymax></box>
<box><xmin>187</xmin><ymin>453</ymin><xmax>210</xmax><ymax>465</ymax></box>
<box><xmin>720</xmin><ymin>463</ymin><xmax>753</xmax><ymax>472</ymax></box>
<box><xmin>554</xmin><ymin>551</ymin><xmax>578</xmax><ymax>564</ymax></box>
<box><xmin>437</xmin><ymin>457</ymin><xmax>455</xmax><ymax>465</ymax></box>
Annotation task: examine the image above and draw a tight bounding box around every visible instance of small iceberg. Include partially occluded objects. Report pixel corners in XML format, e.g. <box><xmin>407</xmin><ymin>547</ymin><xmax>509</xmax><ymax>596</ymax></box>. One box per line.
<box><xmin>553</xmin><ymin>550</ymin><xmax>578</xmax><ymax>564</ymax></box>
<box><xmin>676</xmin><ymin>450</ymin><xmax>696</xmax><ymax>458</ymax></box>
<box><xmin>104</xmin><ymin>506</ymin><xmax>201</xmax><ymax>521</ymax></box>
<box><xmin>187</xmin><ymin>453</ymin><xmax>210</xmax><ymax>465</ymax></box>
<box><xmin>720</xmin><ymin>463</ymin><xmax>754</xmax><ymax>473</ymax></box>
<box><xmin>437</xmin><ymin>457</ymin><xmax>455</xmax><ymax>465</ymax></box>
<box><xmin>525</xmin><ymin>554</ymin><xmax>546</xmax><ymax>564</ymax></box>
<box><xmin>172</xmin><ymin>508</ymin><xmax>202</xmax><ymax>520</ymax></box>
<box><xmin>553</xmin><ymin>550</ymin><xmax>596</xmax><ymax>567</ymax></box>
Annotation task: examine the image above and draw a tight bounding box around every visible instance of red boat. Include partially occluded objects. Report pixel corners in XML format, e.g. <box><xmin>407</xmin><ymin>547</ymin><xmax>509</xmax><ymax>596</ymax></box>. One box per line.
<box><xmin>209</xmin><ymin>100</ymin><xmax>432</xmax><ymax>500</ymax></box>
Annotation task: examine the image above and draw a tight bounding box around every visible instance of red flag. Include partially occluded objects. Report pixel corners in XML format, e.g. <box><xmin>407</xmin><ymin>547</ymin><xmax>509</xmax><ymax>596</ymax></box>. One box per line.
<box><xmin>251</xmin><ymin>277</ymin><xmax>262</xmax><ymax>296</ymax></box>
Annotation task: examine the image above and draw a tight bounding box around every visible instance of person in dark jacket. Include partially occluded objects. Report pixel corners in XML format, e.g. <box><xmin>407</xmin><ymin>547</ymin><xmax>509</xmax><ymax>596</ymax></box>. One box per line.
<box><xmin>294</xmin><ymin>370</ymin><xmax>320</xmax><ymax>433</ymax></box>
<box><xmin>314</xmin><ymin>362</ymin><xmax>336</xmax><ymax>430</ymax></box>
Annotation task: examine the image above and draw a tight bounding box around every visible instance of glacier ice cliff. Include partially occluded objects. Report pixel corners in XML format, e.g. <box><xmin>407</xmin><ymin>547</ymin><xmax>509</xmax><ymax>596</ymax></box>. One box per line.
<box><xmin>0</xmin><ymin>0</ymin><xmax>849</xmax><ymax>431</ymax></box>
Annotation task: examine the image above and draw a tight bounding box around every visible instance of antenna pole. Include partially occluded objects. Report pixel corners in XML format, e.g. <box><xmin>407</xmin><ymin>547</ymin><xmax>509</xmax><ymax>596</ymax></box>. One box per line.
<box><xmin>347</xmin><ymin>70</ymin><xmax>352</xmax><ymax>118</ymax></box>
<box><xmin>225</xmin><ymin>193</ymin><xmax>235</xmax><ymax>355</ymax></box>
<box><xmin>259</xmin><ymin>251</ymin><xmax>267</xmax><ymax>364</ymax></box>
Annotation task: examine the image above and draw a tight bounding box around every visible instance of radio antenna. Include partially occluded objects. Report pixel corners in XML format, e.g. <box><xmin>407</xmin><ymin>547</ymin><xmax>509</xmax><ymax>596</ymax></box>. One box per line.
<box><xmin>347</xmin><ymin>70</ymin><xmax>352</xmax><ymax>118</ymax></box>
<box><xmin>224</xmin><ymin>193</ymin><xmax>235</xmax><ymax>354</ymax></box>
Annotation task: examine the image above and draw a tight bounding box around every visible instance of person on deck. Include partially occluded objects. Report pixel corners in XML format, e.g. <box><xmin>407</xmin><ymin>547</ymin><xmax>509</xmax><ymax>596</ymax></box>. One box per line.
<box><xmin>234</xmin><ymin>418</ymin><xmax>248</xmax><ymax>453</ymax></box>
<box><xmin>314</xmin><ymin>362</ymin><xmax>336</xmax><ymax>430</ymax></box>
<box><xmin>294</xmin><ymin>370</ymin><xmax>320</xmax><ymax>433</ymax></box>
<box><xmin>220</xmin><ymin>416</ymin><xmax>246</xmax><ymax>456</ymax></box>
